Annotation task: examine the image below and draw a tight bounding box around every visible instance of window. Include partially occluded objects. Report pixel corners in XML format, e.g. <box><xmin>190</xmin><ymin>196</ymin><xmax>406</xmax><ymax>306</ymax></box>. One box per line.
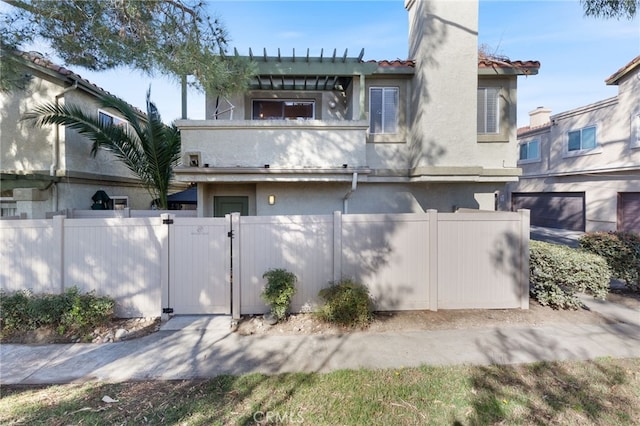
<box><xmin>369</xmin><ymin>87</ymin><xmax>398</xmax><ymax>134</ymax></box>
<box><xmin>519</xmin><ymin>139</ymin><xmax>540</xmax><ymax>161</ymax></box>
<box><xmin>98</xmin><ymin>111</ymin><xmax>126</xmax><ymax>127</ymax></box>
<box><xmin>0</xmin><ymin>202</ymin><xmax>17</xmax><ymax>217</ymax></box>
<box><xmin>568</xmin><ymin>126</ymin><xmax>596</xmax><ymax>152</ymax></box>
<box><xmin>477</xmin><ymin>87</ymin><xmax>500</xmax><ymax>134</ymax></box>
<box><xmin>110</xmin><ymin>196</ymin><xmax>128</xmax><ymax>210</ymax></box>
<box><xmin>632</xmin><ymin>114</ymin><xmax>640</xmax><ymax>148</ymax></box>
<box><xmin>252</xmin><ymin>100</ymin><xmax>314</xmax><ymax>120</ymax></box>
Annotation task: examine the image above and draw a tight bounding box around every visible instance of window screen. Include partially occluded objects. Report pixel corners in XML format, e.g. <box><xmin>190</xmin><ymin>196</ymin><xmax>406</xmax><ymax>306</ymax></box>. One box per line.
<box><xmin>369</xmin><ymin>87</ymin><xmax>398</xmax><ymax>134</ymax></box>
<box><xmin>477</xmin><ymin>87</ymin><xmax>500</xmax><ymax>134</ymax></box>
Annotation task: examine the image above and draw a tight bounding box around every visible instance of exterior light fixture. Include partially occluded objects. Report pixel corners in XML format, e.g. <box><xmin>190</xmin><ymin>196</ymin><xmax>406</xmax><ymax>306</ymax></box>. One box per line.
<box><xmin>268</xmin><ymin>194</ymin><xmax>276</xmax><ymax>205</ymax></box>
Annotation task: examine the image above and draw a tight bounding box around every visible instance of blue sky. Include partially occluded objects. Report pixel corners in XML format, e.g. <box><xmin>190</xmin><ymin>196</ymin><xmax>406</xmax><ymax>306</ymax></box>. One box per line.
<box><xmin>18</xmin><ymin>0</ymin><xmax>640</xmax><ymax>126</ymax></box>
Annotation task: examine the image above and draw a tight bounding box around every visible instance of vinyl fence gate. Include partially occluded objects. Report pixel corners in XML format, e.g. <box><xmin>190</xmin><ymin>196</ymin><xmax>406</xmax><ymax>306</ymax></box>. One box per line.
<box><xmin>166</xmin><ymin>216</ymin><xmax>231</xmax><ymax>315</ymax></box>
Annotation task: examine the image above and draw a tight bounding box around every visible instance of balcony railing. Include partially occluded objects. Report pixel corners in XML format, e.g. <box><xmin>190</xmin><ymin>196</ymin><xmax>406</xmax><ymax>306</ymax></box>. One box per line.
<box><xmin>176</xmin><ymin>119</ymin><xmax>369</xmax><ymax>169</ymax></box>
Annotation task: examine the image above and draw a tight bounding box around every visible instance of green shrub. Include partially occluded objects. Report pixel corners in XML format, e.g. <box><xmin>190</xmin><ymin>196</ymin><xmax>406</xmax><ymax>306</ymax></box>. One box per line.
<box><xmin>59</xmin><ymin>287</ymin><xmax>115</xmax><ymax>334</ymax></box>
<box><xmin>579</xmin><ymin>231</ymin><xmax>640</xmax><ymax>292</ymax></box>
<box><xmin>261</xmin><ymin>268</ymin><xmax>297</xmax><ymax>321</ymax></box>
<box><xmin>316</xmin><ymin>279</ymin><xmax>373</xmax><ymax>327</ymax></box>
<box><xmin>529</xmin><ymin>241</ymin><xmax>610</xmax><ymax>309</ymax></box>
<box><xmin>0</xmin><ymin>287</ymin><xmax>114</xmax><ymax>337</ymax></box>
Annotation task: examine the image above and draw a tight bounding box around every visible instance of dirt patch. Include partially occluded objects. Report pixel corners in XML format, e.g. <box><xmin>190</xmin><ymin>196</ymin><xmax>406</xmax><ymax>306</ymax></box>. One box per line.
<box><xmin>1</xmin><ymin>317</ymin><xmax>160</xmax><ymax>344</ymax></box>
<box><xmin>236</xmin><ymin>292</ymin><xmax>640</xmax><ymax>336</ymax></box>
<box><xmin>3</xmin><ymin>290</ymin><xmax>637</xmax><ymax>343</ymax></box>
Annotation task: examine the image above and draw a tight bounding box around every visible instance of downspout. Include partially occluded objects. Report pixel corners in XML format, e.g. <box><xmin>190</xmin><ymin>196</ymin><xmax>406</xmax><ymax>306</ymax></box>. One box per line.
<box><xmin>51</xmin><ymin>80</ymin><xmax>79</xmax><ymax>211</ymax></box>
<box><xmin>342</xmin><ymin>172</ymin><xmax>358</xmax><ymax>214</ymax></box>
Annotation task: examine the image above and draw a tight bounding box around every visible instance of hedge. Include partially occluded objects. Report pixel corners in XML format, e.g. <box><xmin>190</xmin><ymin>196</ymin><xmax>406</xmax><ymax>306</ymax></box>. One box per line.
<box><xmin>579</xmin><ymin>231</ymin><xmax>640</xmax><ymax>292</ymax></box>
<box><xmin>529</xmin><ymin>240</ymin><xmax>610</xmax><ymax>309</ymax></box>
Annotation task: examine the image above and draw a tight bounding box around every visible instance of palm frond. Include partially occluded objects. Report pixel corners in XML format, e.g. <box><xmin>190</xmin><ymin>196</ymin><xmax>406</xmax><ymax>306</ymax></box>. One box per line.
<box><xmin>23</xmin><ymin>91</ymin><xmax>181</xmax><ymax>209</ymax></box>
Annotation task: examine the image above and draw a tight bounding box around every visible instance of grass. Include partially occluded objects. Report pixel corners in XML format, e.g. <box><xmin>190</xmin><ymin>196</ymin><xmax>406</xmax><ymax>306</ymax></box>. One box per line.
<box><xmin>1</xmin><ymin>358</ymin><xmax>639</xmax><ymax>425</ymax></box>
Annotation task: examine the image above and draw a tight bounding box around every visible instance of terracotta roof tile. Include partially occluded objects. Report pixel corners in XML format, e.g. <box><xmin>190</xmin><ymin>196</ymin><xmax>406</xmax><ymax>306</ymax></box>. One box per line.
<box><xmin>370</xmin><ymin>59</ymin><xmax>416</xmax><ymax>67</ymax></box>
<box><xmin>517</xmin><ymin>122</ymin><xmax>551</xmax><ymax>136</ymax></box>
<box><xmin>371</xmin><ymin>55</ymin><xmax>540</xmax><ymax>73</ymax></box>
<box><xmin>477</xmin><ymin>52</ymin><xmax>540</xmax><ymax>74</ymax></box>
<box><xmin>605</xmin><ymin>55</ymin><xmax>640</xmax><ymax>85</ymax></box>
<box><xmin>14</xmin><ymin>51</ymin><xmax>145</xmax><ymax>115</ymax></box>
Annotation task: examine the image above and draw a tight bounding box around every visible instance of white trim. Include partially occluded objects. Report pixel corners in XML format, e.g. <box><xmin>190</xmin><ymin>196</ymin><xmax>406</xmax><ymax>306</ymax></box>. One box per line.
<box><xmin>477</xmin><ymin>86</ymin><xmax>501</xmax><ymax>134</ymax></box>
<box><xmin>565</xmin><ymin>124</ymin><xmax>598</xmax><ymax>155</ymax></box>
<box><xmin>518</xmin><ymin>138</ymin><xmax>540</xmax><ymax>163</ymax></box>
<box><xmin>98</xmin><ymin>109</ymin><xmax>127</xmax><ymax>127</ymax></box>
<box><xmin>369</xmin><ymin>86</ymin><xmax>399</xmax><ymax>135</ymax></box>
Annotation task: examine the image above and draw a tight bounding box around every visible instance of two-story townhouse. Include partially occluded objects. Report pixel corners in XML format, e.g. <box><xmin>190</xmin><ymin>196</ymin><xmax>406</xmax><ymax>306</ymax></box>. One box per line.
<box><xmin>509</xmin><ymin>55</ymin><xmax>640</xmax><ymax>233</ymax></box>
<box><xmin>175</xmin><ymin>0</ymin><xmax>539</xmax><ymax>217</ymax></box>
<box><xmin>0</xmin><ymin>51</ymin><xmax>154</xmax><ymax>218</ymax></box>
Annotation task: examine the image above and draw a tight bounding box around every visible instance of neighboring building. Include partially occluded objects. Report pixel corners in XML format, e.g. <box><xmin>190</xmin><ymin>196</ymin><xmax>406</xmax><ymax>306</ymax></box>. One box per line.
<box><xmin>508</xmin><ymin>55</ymin><xmax>640</xmax><ymax>233</ymax></box>
<box><xmin>175</xmin><ymin>0</ymin><xmax>539</xmax><ymax>217</ymax></box>
<box><xmin>0</xmin><ymin>51</ymin><xmax>153</xmax><ymax>218</ymax></box>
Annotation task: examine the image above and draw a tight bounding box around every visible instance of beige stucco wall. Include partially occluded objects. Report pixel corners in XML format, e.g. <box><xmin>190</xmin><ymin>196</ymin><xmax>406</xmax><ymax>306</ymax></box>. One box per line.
<box><xmin>406</xmin><ymin>0</ymin><xmax>479</xmax><ymax>169</ymax></box>
<box><xmin>178</xmin><ymin>120</ymin><xmax>369</xmax><ymax>168</ymax></box>
<box><xmin>509</xmin><ymin>174</ymin><xmax>638</xmax><ymax>232</ymax></box>
<box><xmin>1</xmin><ymin>60</ymin><xmax>155</xmax><ymax>217</ymax></box>
<box><xmin>13</xmin><ymin>181</ymin><xmax>152</xmax><ymax>218</ymax></box>
<box><xmin>198</xmin><ymin>181</ymin><xmax>500</xmax><ymax>217</ymax></box>
<box><xmin>0</xmin><ymin>68</ymin><xmax>62</xmax><ymax>173</ymax></box>
<box><xmin>508</xmin><ymin>60</ymin><xmax>640</xmax><ymax>231</ymax></box>
<box><xmin>62</xmin><ymin>89</ymin><xmax>138</xmax><ymax>179</ymax></box>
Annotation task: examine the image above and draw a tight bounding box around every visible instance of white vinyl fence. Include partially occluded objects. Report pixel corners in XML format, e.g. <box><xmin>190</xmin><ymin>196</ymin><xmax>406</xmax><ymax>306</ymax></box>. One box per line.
<box><xmin>1</xmin><ymin>210</ymin><xmax>530</xmax><ymax>318</ymax></box>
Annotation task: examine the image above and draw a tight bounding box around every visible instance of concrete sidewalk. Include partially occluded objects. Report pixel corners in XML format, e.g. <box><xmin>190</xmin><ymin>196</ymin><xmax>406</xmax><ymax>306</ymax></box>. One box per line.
<box><xmin>1</xmin><ymin>297</ymin><xmax>638</xmax><ymax>385</ymax></box>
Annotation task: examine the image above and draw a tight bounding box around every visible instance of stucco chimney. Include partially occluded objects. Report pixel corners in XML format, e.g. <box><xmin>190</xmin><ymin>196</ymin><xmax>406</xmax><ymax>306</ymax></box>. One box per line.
<box><xmin>405</xmin><ymin>0</ymin><xmax>479</xmax><ymax>168</ymax></box>
<box><xmin>529</xmin><ymin>106</ymin><xmax>551</xmax><ymax>128</ymax></box>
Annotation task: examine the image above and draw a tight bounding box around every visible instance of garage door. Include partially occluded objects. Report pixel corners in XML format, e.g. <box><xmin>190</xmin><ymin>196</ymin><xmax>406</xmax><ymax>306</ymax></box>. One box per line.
<box><xmin>512</xmin><ymin>192</ymin><xmax>585</xmax><ymax>231</ymax></box>
<box><xmin>618</xmin><ymin>192</ymin><xmax>640</xmax><ymax>233</ymax></box>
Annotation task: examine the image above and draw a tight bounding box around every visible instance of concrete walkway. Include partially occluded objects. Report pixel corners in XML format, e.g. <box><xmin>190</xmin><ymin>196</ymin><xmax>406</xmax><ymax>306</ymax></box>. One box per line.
<box><xmin>1</xmin><ymin>297</ymin><xmax>638</xmax><ymax>385</ymax></box>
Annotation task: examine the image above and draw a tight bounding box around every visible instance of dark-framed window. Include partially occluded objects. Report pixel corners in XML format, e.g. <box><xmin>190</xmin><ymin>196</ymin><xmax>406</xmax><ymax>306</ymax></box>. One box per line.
<box><xmin>568</xmin><ymin>126</ymin><xmax>596</xmax><ymax>152</ymax></box>
<box><xmin>519</xmin><ymin>139</ymin><xmax>540</xmax><ymax>161</ymax></box>
<box><xmin>252</xmin><ymin>100</ymin><xmax>315</xmax><ymax>120</ymax></box>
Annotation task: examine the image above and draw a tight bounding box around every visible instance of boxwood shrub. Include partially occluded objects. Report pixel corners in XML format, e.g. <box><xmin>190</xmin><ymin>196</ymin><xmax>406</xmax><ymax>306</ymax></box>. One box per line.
<box><xmin>529</xmin><ymin>240</ymin><xmax>610</xmax><ymax>309</ymax></box>
<box><xmin>579</xmin><ymin>231</ymin><xmax>639</xmax><ymax>292</ymax></box>
<box><xmin>316</xmin><ymin>279</ymin><xmax>373</xmax><ymax>327</ymax></box>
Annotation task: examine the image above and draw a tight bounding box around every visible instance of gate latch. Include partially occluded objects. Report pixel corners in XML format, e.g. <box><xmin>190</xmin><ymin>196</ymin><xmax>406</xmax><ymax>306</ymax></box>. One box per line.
<box><xmin>227</xmin><ymin>230</ymin><xmax>234</xmax><ymax>238</ymax></box>
<box><xmin>163</xmin><ymin>218</ymin><xmax>174</xmax><ymax>225</ymax></box>
<box><xmin>162</xmin><ymin>308</ymin><xmax>174</xmax><ymax>314</ymax></box>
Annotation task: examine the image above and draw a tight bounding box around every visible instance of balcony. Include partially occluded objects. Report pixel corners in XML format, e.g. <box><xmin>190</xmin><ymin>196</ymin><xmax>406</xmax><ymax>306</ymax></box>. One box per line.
<box><xmin>174</xmin><ymin>119</ymin><xmax>370</xmax><ymax>182</ymax></box>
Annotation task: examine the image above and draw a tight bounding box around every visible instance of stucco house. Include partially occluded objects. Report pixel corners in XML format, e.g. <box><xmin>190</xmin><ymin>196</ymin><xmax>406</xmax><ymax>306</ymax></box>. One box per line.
<box><xmin>0</xmin><ymin>51</ymin><xmax>153</xmax><ymax>218</ymax></box>
<box><xmin>175</xmin><ymin>0</ymin><xmax>539</xmax><ymax>217</ymax></box>
<box><xmin>508</xmin><ymin>55</ymin><xmax>640</xmax><ymax>233</ymax></box>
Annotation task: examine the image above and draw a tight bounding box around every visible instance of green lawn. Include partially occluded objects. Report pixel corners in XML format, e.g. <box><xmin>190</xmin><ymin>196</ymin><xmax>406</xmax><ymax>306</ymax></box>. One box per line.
<box><xmin>1</xmin><ymin>358</ymin><xmax>638</xmax><ymax>425</ymax></box>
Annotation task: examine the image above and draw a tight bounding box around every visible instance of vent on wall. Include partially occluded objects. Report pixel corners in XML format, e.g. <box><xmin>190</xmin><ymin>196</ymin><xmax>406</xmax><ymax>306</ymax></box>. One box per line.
<box><xmin>186</xmin><ymin>152</ymin><xmax>201</xmax><ymax>167</ymax></box>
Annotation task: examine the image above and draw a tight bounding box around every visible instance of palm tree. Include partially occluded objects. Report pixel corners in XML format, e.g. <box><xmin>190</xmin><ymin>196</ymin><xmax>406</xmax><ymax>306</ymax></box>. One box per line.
<box><xmin>23</xmin><ymin>89</ymin><xmax>181</xmax><ymax>209</ymax></box>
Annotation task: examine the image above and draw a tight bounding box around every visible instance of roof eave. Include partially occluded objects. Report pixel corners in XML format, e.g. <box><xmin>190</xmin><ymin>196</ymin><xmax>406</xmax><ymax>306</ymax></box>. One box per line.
<box><xmin>478</xmin><ymin>67</ymin><xmax>539</xmax><ymax>76</ymax></box>
<box><xmin>605</xmin><ymin>55</ymin><xmax>640</xmax><ymax>85</ymax></box>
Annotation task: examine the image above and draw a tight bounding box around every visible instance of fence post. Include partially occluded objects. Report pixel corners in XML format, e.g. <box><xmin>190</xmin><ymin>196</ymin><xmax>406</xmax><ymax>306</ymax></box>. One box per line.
<box><xmin>52</xmin><ymin>215</ymin><xmax>65</xmax><ymax>294</ymax></box>
<box><xmin>230</xmin><ymin>212</ymin><xmax>241</xmax><ymax>319</ymax></box>
<box><xmin>160</xmin><ymin>213</ymin><xmax>173</xmax><ymax>320</ymax></box>
<box><xmin>518</xmin><ymin>209</ymin><xmax>530</xmax><ymax>309</ymax></box>
<box><xmin>333</xmin><ymin>211</ymin><xmax>342</xmax><ymax>283</ymax></box>
<box><xmin>427</xmin><ymin>209</ymin><xmax>438</xmax><ymax>311</ymax></box>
